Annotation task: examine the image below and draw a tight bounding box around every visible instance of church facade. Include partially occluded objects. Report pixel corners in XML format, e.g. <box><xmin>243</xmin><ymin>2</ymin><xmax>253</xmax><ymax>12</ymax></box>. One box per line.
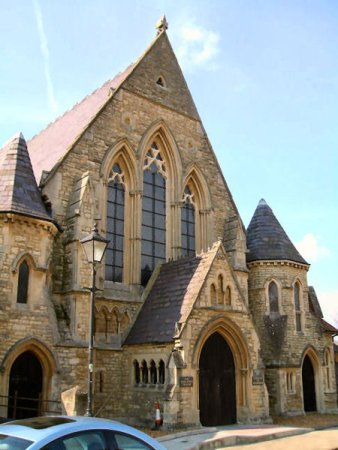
<box><xmin>0</xmin><ymin>20</ymin><xmax>336</xmax><ymax>427</ymax></box>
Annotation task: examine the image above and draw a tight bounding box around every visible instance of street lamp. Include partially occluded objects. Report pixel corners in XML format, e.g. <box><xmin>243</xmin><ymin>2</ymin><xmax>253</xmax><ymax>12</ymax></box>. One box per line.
<box><xmin>80</xmin><ymin>224</ymin><xmax>109</xmax><ymax>417</ymax></box>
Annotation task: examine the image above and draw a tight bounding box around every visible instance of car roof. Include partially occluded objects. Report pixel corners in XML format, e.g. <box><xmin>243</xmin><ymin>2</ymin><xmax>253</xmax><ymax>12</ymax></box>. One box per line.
<box><xmin>0</xmin><ymin>416</ymin><xmax>162</xmax><ymax>447</ymax></box>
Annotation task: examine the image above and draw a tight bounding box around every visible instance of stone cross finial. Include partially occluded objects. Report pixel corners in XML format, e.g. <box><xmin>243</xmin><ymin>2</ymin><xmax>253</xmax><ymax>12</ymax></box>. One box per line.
<box><xmin>156</xmin><ymin>15</ymin><xmax>168</xmax><ymax>34</ymax></box>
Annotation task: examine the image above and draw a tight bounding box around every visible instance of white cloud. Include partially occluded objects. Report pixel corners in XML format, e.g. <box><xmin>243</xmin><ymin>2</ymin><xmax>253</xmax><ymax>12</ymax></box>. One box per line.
<box><xmin>295</xmin><ymin>233</ymin><xmax>330</xmax><ymax>263</ymax></box>
<box><xmin>317</xmin><ymin>290</ymin><xmax>338</xmax><ymax>329</ymax></box>
<box><xmin>176</xmin><ymin>22</ymin><xmax>220</xmax><ymax>71</ymax></box>
<box><xmin>33</xmin><ymin>0</ymin><xmax>58</xmax><ymax>113</ymax></box>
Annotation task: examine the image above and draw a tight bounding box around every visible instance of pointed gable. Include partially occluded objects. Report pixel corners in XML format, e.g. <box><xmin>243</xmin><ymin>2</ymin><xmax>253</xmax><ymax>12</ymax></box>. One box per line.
<box><xmin>28</xmin><ymin>64</ymin><xmax>136</xmax><ymax>184</ymax></box>
<box><xmin>122</xmin><ymin>31</ymin><xmax>200</xmax><ymax>120</ymax></box>
<box><xmin>27</xmin><ymin>28</ymin><xmax>199</xmax><ymax>185</ymax></box>
<box><xmin>0</xmin><ymin>133</ymin><xmax>52</xmax><ymax>221</ymax></box>
<box><xmin>246</xmin><ymin>199</ymin><xmax>308</xmax><ymax>265</ymax></box>
<box><xmin>125</xmin><ymin>245</ymin><xmax>218</xmax><ymax>345</ymax></box>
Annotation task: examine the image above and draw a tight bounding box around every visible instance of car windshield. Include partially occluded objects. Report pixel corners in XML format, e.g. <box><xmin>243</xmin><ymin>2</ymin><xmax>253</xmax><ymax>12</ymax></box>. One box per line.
<box><xmin>0</xmin><ymin>433</ymin><xmax>33</xmax><ymax>450</ymax></box>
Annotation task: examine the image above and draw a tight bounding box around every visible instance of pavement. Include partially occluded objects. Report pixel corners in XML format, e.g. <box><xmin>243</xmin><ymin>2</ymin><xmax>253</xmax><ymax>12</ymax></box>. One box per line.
<box><xmin>157</xmin><ymin>423</ymin><xmax>318</xmax><ymax>450</ymax></box>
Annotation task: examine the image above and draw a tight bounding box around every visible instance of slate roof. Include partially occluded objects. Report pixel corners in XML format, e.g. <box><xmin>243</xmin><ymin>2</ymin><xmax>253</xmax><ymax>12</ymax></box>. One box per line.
<box><xmin>246</xmin><ymin>199</ymin><xmax>308</xmax><ymax>265</ymax></box>
<box><xmin>318</xmin><ymin>318</ymin><xmax>338</xmax><ymax>334</ymax></box>
<box><xmin>125</xmin><ymin>244</ymin><xmax>220</xmax><ymax>345</ymax></box>
<box><xmin>308</xmin><ymin>286</ymin><xmax>323</xmax><ymax>318</ymax></box>
<box><xmin>0</xmin><ymin>133</ymin><xmax>52</xmax><ymax>222</ymax></box>
<box><xmin>28</xmin><ymin>63</ymin><xmax>135</xmax><ymax>184</ymax></box>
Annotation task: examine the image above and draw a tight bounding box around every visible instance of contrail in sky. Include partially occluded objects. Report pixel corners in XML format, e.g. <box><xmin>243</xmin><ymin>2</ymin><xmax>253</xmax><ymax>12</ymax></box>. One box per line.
<box><xmin>33</xmin><ymin>0</ymin><xmax>58</xmax><ymax>113</ymax></box>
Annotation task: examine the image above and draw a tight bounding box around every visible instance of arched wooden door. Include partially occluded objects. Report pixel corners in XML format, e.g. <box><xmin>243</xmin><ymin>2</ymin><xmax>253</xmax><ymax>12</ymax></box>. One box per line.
<box><xmin>8</xmin><ymin>351</ymin><xmax>43</xmax><ymax>419</ymax></box>
<box><xmin>302</xmin><ymin>355</ymin><xmax>317</xmax><ymax>412</ymax></box>
<box><xmin>199</xmin><ymin>332</ymin><xmax>236</xmax><ymax>426</ymax></box>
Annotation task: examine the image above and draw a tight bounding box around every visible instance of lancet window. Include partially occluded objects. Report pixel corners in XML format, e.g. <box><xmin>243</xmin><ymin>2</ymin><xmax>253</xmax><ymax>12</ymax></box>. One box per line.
<box><xmin>268</xmin><ymin>281</ymin><xmax>279</xmax><ymax>314</ymax></box>
<box><xmin>294</xmin><ymin>282</ymin><xmax>302</xmax><ymax>332</ymax></box>
<box><xmin>17</xmin><ymin>260</ymin><xmax>29</xmax><ymax>304</ymax></box>
<box><xmin>181</xmin><ymin>185</ymin><xmax>196</xmax><ymax>257</ymax></box>
<box><xmin>106</xmin><ymin>163</ymin><xmax>125</xmax><ymax>282</ymax></box>
<box><xmin>141</xmin><ymin>143</ymin><xmax>166</xmax><ymax>286</ymax></box>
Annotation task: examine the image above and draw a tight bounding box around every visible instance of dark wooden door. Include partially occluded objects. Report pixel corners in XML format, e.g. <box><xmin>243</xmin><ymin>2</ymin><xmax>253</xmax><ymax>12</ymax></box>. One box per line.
<box><xmin>302</xmin><ymin>355</ymin><xmax>317</xmax><ymax>412</ymax></box>
<box><xmin>8</xmin><ymin>351</ymin><xmax>43</xmax><ymax>419</ymax></box>
<box><xmin>199</xmin><ymin>333</ymin><xmax>236</xmax><ymax>426</ymax></box>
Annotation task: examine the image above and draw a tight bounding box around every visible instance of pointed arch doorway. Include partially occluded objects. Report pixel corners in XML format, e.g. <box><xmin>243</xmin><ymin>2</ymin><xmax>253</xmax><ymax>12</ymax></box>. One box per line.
<box><xmin>199</xmin><ymin>332</ymin><xmax>236</xmax><ymax>426</ymax></box>
<box><xmin>302</xmin><ymin>355</ymin><xmax>317</xmax><ymax>412</ymax></box>
<box><xmin>8</xmin><ymin>351</ymin><xmax>43</xmax><ymax>419</ymax></box>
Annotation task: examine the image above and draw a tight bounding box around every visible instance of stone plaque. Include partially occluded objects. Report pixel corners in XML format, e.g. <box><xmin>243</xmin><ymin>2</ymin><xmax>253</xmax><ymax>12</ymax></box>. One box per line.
<box><xmin>252</xmin><ymin>369</ymin><xmax>264</xmax><ymax>385</ymax></box>
<box><xmin>179</xmin><ymin>376</ymin><xmax>193</xmax><ymax>387</ymax></box>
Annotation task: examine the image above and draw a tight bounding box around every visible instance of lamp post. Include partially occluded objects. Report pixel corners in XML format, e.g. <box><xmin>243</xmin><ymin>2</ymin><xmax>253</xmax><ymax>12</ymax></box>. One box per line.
<box><xmin>80</xmin><ymin>224</ymin><xmax>109</xmax><ymax>417</ymax></box>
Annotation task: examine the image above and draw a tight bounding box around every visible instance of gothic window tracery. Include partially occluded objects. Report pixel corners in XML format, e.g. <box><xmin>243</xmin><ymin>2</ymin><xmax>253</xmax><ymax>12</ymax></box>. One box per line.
<box><xmin>106</xmin><ymin>163</ymin><xmax>125</xmax><ymax>283</ymax></box>
<box><xmin>141</xmin><ymin>143</ymin><xmax>166</xmax><ymax>286</ymax></box>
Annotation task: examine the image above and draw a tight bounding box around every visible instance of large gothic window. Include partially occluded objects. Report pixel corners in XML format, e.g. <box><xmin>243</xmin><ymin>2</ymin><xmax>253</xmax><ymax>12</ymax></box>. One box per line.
<box><xmin>141</xmin><ymin>144</ymin><xmax>166</xmax><ymax>286</ymax></box>
<box><xmin>181</xmin><ymin>186</ymin><xmax>196</xmax><ymax>257</ymax></box>
<box><xmin>106</xmin><ymin>164</ymin><xmax>125</xmax><ymax>282</ymax></box>
<box><xmin>17</xmin><ymin>260</ymin><xmax>29</xmax><ymax>304</ymax></box>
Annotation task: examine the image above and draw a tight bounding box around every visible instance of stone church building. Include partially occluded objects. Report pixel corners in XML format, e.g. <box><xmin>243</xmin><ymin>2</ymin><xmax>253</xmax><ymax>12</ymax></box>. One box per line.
<box><xmin>0</xmin><ymin>19</ymin><xmax>337</xmax><ymax>427</ymax></box>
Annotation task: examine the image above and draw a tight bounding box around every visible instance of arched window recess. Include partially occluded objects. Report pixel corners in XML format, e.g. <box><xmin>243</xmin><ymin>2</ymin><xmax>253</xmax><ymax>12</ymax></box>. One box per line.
<box><xmin>17</xmin><ymin>260</ymin><xmax>29</xmax><ymax>304</ymax></box>
<box><xmin>294</xmin><ymin>281</ymin><xmax>302</xmax><ymax>332</ymax></box>
<box><xmin>141</xmin><ymin>142</ymin><xmax>167</xmax><ymax>286</ymax></box>
<box><xmin>182</xmin><ymin>167</ymin><xmax>211</xmax><ymax>253</ymax></box>
<box><xmin>106</xmin><ymin>163</ymin><xmax>125</xmax><ymax>283</ymax></box>
<box><xmin>181</xmin><ymin>185</ymin><xmax>196</xmax><ymax>257</ymax></box>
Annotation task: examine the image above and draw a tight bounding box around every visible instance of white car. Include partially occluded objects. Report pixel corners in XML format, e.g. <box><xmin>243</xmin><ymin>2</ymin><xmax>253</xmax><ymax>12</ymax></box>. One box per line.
<box><xmin>0</xmin><ymin>415</ymin><xmax>166</xmax><ymax>450</ymax></box>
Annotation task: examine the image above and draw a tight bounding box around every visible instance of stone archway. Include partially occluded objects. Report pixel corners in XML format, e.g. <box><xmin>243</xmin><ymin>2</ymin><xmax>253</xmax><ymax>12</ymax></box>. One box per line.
<box><xmin>302</xmin><ymin>354</ymin><xmax>317</xmax><ymax>412</ymax></box>
<box><xmin>0</xmin><ymin>338</ymin><xmax>57</xmax><ymax>419</ymax></box>
<box><xmin>8</xmin><ymin>351</ymin><xmax>43</xmax><ymax>419</ymax></box>
<box><xmin>199</xmin><ymin>332</ymin><xmax>236</xmax><ymax>425</ymax></box>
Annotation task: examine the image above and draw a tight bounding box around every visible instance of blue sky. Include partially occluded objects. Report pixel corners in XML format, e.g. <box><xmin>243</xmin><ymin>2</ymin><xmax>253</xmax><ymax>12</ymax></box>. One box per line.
<box><xmin>1</xmin><ymin>0</ymin><xmax>337</xmax><ymax>326</ymax></box>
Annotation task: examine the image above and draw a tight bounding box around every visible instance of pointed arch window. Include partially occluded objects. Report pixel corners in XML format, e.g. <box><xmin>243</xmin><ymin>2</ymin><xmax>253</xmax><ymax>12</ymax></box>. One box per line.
<box><xmin>141</xmin><ymin>360</ymin><xmax>148</xmax><ymax>384</ymax></box>
<box><xmin>268</xmin><ymin>281</ymin><xmax>279</xmax><ymax>314</ymax></box>
<box><xmin>217</xmin><ymin>274</ymin><xmax>225</xmax><ymax>305</ymax></box>
<box><xmin>106</xmin><ymin>164</ymin><xmax>125</xmax><ymax>283</ymax></box>
<box><xmin>141</xmin><ymin>143</ymin><xmax>166</xmax><ymax>286</ymax></box>
<box><xmin>150</xmin><ymin>360</ymin><xmax>157</xmax><ymax>384</ymax></box>
<box><xmin>294</xmin><ymin>282</ymin><xmax>302</xmax><ymax>332</ymax></box>
<box><xmin>158</xmin><ymin>360</ymin><xmax>165</xmax><ymax>384</ymax></box>
<box><xmin>225</xmin><ymin>286</ymin><xmax>231</xmax><ymax>306</ymax></box>
<box><xmin>134</xmin><ymin>360</ymin><xmax>140</xmax><ymax>385</ymax></box>
<box><xmin>181</xmin><ymin>186</ymin><xmax>196</xmax><ymax>257</ymax></box>
<box><xmin>210</xmin><ymin>283</ymin><xmax>216</xmax><ymax>305</ymax></box>
<box><xmin>17</xmin><ymin>260</ymin><xmax>29</xmax><ymax>304</ymax></box>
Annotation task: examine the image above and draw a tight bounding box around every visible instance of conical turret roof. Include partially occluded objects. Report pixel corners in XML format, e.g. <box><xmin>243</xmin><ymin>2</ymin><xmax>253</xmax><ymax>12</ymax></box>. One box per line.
<box><xmin>0</xmin><ymin>133</ymin><xmax>52</xmax><ymax>221</ymax></box>
<box><xmin>246</xmin><ymin>199</ymin><xmax>308</xmax><ymax>265</ymax></box>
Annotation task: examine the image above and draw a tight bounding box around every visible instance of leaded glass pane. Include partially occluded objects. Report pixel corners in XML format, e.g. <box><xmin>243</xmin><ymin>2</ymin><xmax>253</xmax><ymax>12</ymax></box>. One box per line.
<box><xmin>181</xmin><ymin>201</ymin><xmax>195</xmax><ymax>257</ymax></box>
<box><xmin>106</xmin><ymin>174</ymin><xmax>125</xmax><ymax>283</ymax></box>
<box><xmin>141</xmin><ymin>161</ymin><xmax>166</xmax><ymax>286</ymax></box>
